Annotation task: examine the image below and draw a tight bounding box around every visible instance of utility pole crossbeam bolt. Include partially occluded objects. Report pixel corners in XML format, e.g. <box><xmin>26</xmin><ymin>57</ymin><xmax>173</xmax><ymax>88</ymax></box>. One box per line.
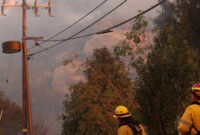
<box><xmin>0</xmin><ymin>0</ymin><xmax>53</xmax><ymax>135</ymax></box>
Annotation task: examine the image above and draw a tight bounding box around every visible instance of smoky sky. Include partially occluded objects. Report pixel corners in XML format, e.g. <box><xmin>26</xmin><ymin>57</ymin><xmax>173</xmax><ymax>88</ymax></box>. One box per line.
<box><xmin>0</xmin><ymin>0</ymin><xmax>164</xmax><ymax>134</ymax></box>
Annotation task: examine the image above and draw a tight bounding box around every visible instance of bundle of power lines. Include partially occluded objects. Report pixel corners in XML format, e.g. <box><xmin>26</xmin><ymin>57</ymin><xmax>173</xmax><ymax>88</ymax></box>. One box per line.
<box><xmin>28</xmin><ymin>0</ymin><xmax>167</xmax><ymax>58</ymax></box>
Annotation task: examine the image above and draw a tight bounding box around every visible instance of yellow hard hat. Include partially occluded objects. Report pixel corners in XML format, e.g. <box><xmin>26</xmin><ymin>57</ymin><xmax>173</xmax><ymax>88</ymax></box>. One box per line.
<box><xmin>191</xmin><ymin>83</ymin><xmax>200</xmax><ymax>98</ymax></box>
<box><xmin>113</xmin><ymin>106</ymin><xmax>132</xmax><ymax>118</ymax></box>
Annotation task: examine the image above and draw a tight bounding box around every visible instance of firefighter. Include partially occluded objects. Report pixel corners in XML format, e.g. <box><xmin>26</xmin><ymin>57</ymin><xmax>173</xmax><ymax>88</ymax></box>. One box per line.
<box><xmin>113</xmin><ymin>106</ymin><xmax>147</xmax><ymax>135</ymax></box>
<box><xmin>178</xmin><ymin>83</ymin><xmax>200</xmax><ymax>135</ymax></box>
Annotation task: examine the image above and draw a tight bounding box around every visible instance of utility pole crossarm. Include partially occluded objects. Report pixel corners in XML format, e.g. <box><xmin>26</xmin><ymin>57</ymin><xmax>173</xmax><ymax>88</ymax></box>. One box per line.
<box><xmin>1</xmin><ymin>0</ymin><xmax>53</xmax><ymax>17</ymax></box>
<box><xmin>1</xmin><ymin>4</ymin><xmax>50</xmax><ymax>8</ymax></box>
<box><xmin>1</xmin><ymin>4</ymin><xmax>22</xmax><ymax>7</ymax></box>
<box><xmin>28</xmin><ymin>4</ymin><xmax>51</xmax><ymax>8</ymax></box>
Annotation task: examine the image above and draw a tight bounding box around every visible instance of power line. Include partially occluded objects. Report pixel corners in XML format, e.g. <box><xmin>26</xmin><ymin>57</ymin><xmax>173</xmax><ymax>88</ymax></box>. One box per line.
<box><xmin>28</xmin><ymin>0</ymin><xmax>166</xmax><ymax>57</ymax></box>
<box><xmin>29</xmin><ymin>0</ymin><xmax>127</xmax><ymax>57</ymax></box>
<box><xmin>38</xmin><ymin>0</ymin><xmax>108</xmax><ymax>46</ymax></box>
<box><xmin>57</xmin><ymin>0</ymin><xmax>167</xmax><ymax>41</ymax></box>
<box><xmin>37</xmin><ymin>29</ymin><xmax>113</xmax><ymax>42</ymax></box>
<box><xmin>102</xmin><ymin>0</ymin><xmax>167</xmax><ymax>31</ymax></box>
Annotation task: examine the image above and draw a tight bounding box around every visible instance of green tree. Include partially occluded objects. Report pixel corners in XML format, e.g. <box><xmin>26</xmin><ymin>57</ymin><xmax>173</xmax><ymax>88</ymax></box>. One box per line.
<box><xmin>134</xmin><ymin>32</ymin><xmax>200</xmax><ymax>135</ymax></box>
<box><xmin>62</xmin><ymin>47</ymin><xmax>135</xmax><ymax>135</ymax></box>
<box><xmin>114</xmin><ymin>1</ymin><xmax>200</xmax><ymax>134</ymax></box>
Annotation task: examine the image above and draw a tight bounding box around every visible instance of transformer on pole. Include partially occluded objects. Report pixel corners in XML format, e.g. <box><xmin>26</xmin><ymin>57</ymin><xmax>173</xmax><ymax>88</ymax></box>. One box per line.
<box><xmin>0</xmin><ymin>0</ymin><xmax>53</xmax><ymax>135</ymax></box>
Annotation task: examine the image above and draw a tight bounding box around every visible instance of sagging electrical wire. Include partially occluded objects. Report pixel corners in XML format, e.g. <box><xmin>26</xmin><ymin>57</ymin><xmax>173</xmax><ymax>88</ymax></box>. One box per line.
<box><xmin>36</xmin><ymin>29</ymin><xmax>113</xmax><ymax>42</ymax></box>
<box><xmin>43</xmin><ymin>0</ymin><xmax>167</xmax><ymax>42</ymax></box>
<box><xmin>28</xmin><ymin>0</ymin><xmax>127</xmax><ymax>57</ymax></box>
<box><xmin>101</xmin><ymin>0</ymin><xmax>167</xmax><ymax>32</ymax></box>
<box><xmin>28</xmin><ymin>0</ymin><xmax>166</xmax><ymax>57</ymax></box>
<box><xmin>38</xmin><ymin>0</ymin><xmax>108</xmax><ymax>46</ymax></box>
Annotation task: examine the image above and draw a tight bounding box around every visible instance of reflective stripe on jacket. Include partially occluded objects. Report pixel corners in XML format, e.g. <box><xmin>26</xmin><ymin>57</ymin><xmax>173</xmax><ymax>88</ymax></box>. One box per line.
<box><xmin>117</xmin><ymin>125</ymin><xmax>147</xmax><ymax>135</ymax></box>
<box><xmin>178</xmin><ymin>102</ymin><xmax>200</xmax><ymax>135</ymax></box>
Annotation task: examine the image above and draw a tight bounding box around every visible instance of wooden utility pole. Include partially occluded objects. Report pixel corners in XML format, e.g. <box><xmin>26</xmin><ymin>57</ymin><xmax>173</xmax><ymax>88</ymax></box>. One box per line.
<box><xmin>22</xmin><ymin>0</ymin><xmax>33</xmax><ymax>134</ymax></box>
<box><xmin>1</xmin><ymin>0</ymin><xmax>53</xmax><ymax>135</ymax></box>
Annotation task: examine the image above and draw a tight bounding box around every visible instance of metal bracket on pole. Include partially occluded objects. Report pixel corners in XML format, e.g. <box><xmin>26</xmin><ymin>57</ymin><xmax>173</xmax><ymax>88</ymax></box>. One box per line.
<box><xmin>1</xmin><ymin>0</ymin><xmax>7</xmax><ymax>16</ymax></box>
<box><xmin>1</xmin><ymin>0</ymin><xmax>54</xmax><ymax>17</ymax></box>
<box><xmin>48</xmin><ymin>0</ymin><xmax>53</xmax><ymax>17</ymax></box>
<box><xmin>31</xmin><ymin>0</ymin><xmax>53</xmax><ymax>17</ymax></box>
<box><xmin>1</xmin><ymin>0</ymin><xmax>22</xmax><ymax>16</ymax></box>
<box><xmin>34</xmin><ymin>0</ymin><xmax>39</xmax><ymax>16</ymax></box>
<box><xmin>23</xmin><ymin>36</ymin><xmax>43</xmax><ymax>40</ymax></box>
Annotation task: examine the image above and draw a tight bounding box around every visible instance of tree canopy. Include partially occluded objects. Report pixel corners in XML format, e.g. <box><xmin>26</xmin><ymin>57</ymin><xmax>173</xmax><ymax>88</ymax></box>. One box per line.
<box><xmin>114</xmin><ymin>0</ymin><xmax>200</xmax><ymax>134</ymax></box>
<box><xmin>61</xmin><ymin>0</ymin><xmax>200</xmax><ymax>135</ymax></box>
<box><xmin>62</xmin><ymin>47</ymin><xmax>136</xmax><ymax>135</ymax></box>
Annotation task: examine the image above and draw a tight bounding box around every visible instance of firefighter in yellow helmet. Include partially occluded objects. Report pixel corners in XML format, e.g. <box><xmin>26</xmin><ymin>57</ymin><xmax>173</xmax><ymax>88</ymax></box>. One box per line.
<box><xmin>178</xmin><ymin>83</ymin><xmax>200</xmax><ymax>135</ymax></box>
<box><xmin>113</xmin><ymin>106</ymin><xmax>147</xmax><ymax>135</ymax></box>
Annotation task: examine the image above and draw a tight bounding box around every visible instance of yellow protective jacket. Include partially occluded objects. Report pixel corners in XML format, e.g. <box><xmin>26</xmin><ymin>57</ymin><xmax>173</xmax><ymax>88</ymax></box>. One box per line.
<box><xmin>117</xmin><ymin>125</ymin><xmax>147</xmax><ymax>135</ymax></box>
<box><xmin>178</xmin><ymin>102</ymin><xmax>200</xmax><ymax>135</ymax></box>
